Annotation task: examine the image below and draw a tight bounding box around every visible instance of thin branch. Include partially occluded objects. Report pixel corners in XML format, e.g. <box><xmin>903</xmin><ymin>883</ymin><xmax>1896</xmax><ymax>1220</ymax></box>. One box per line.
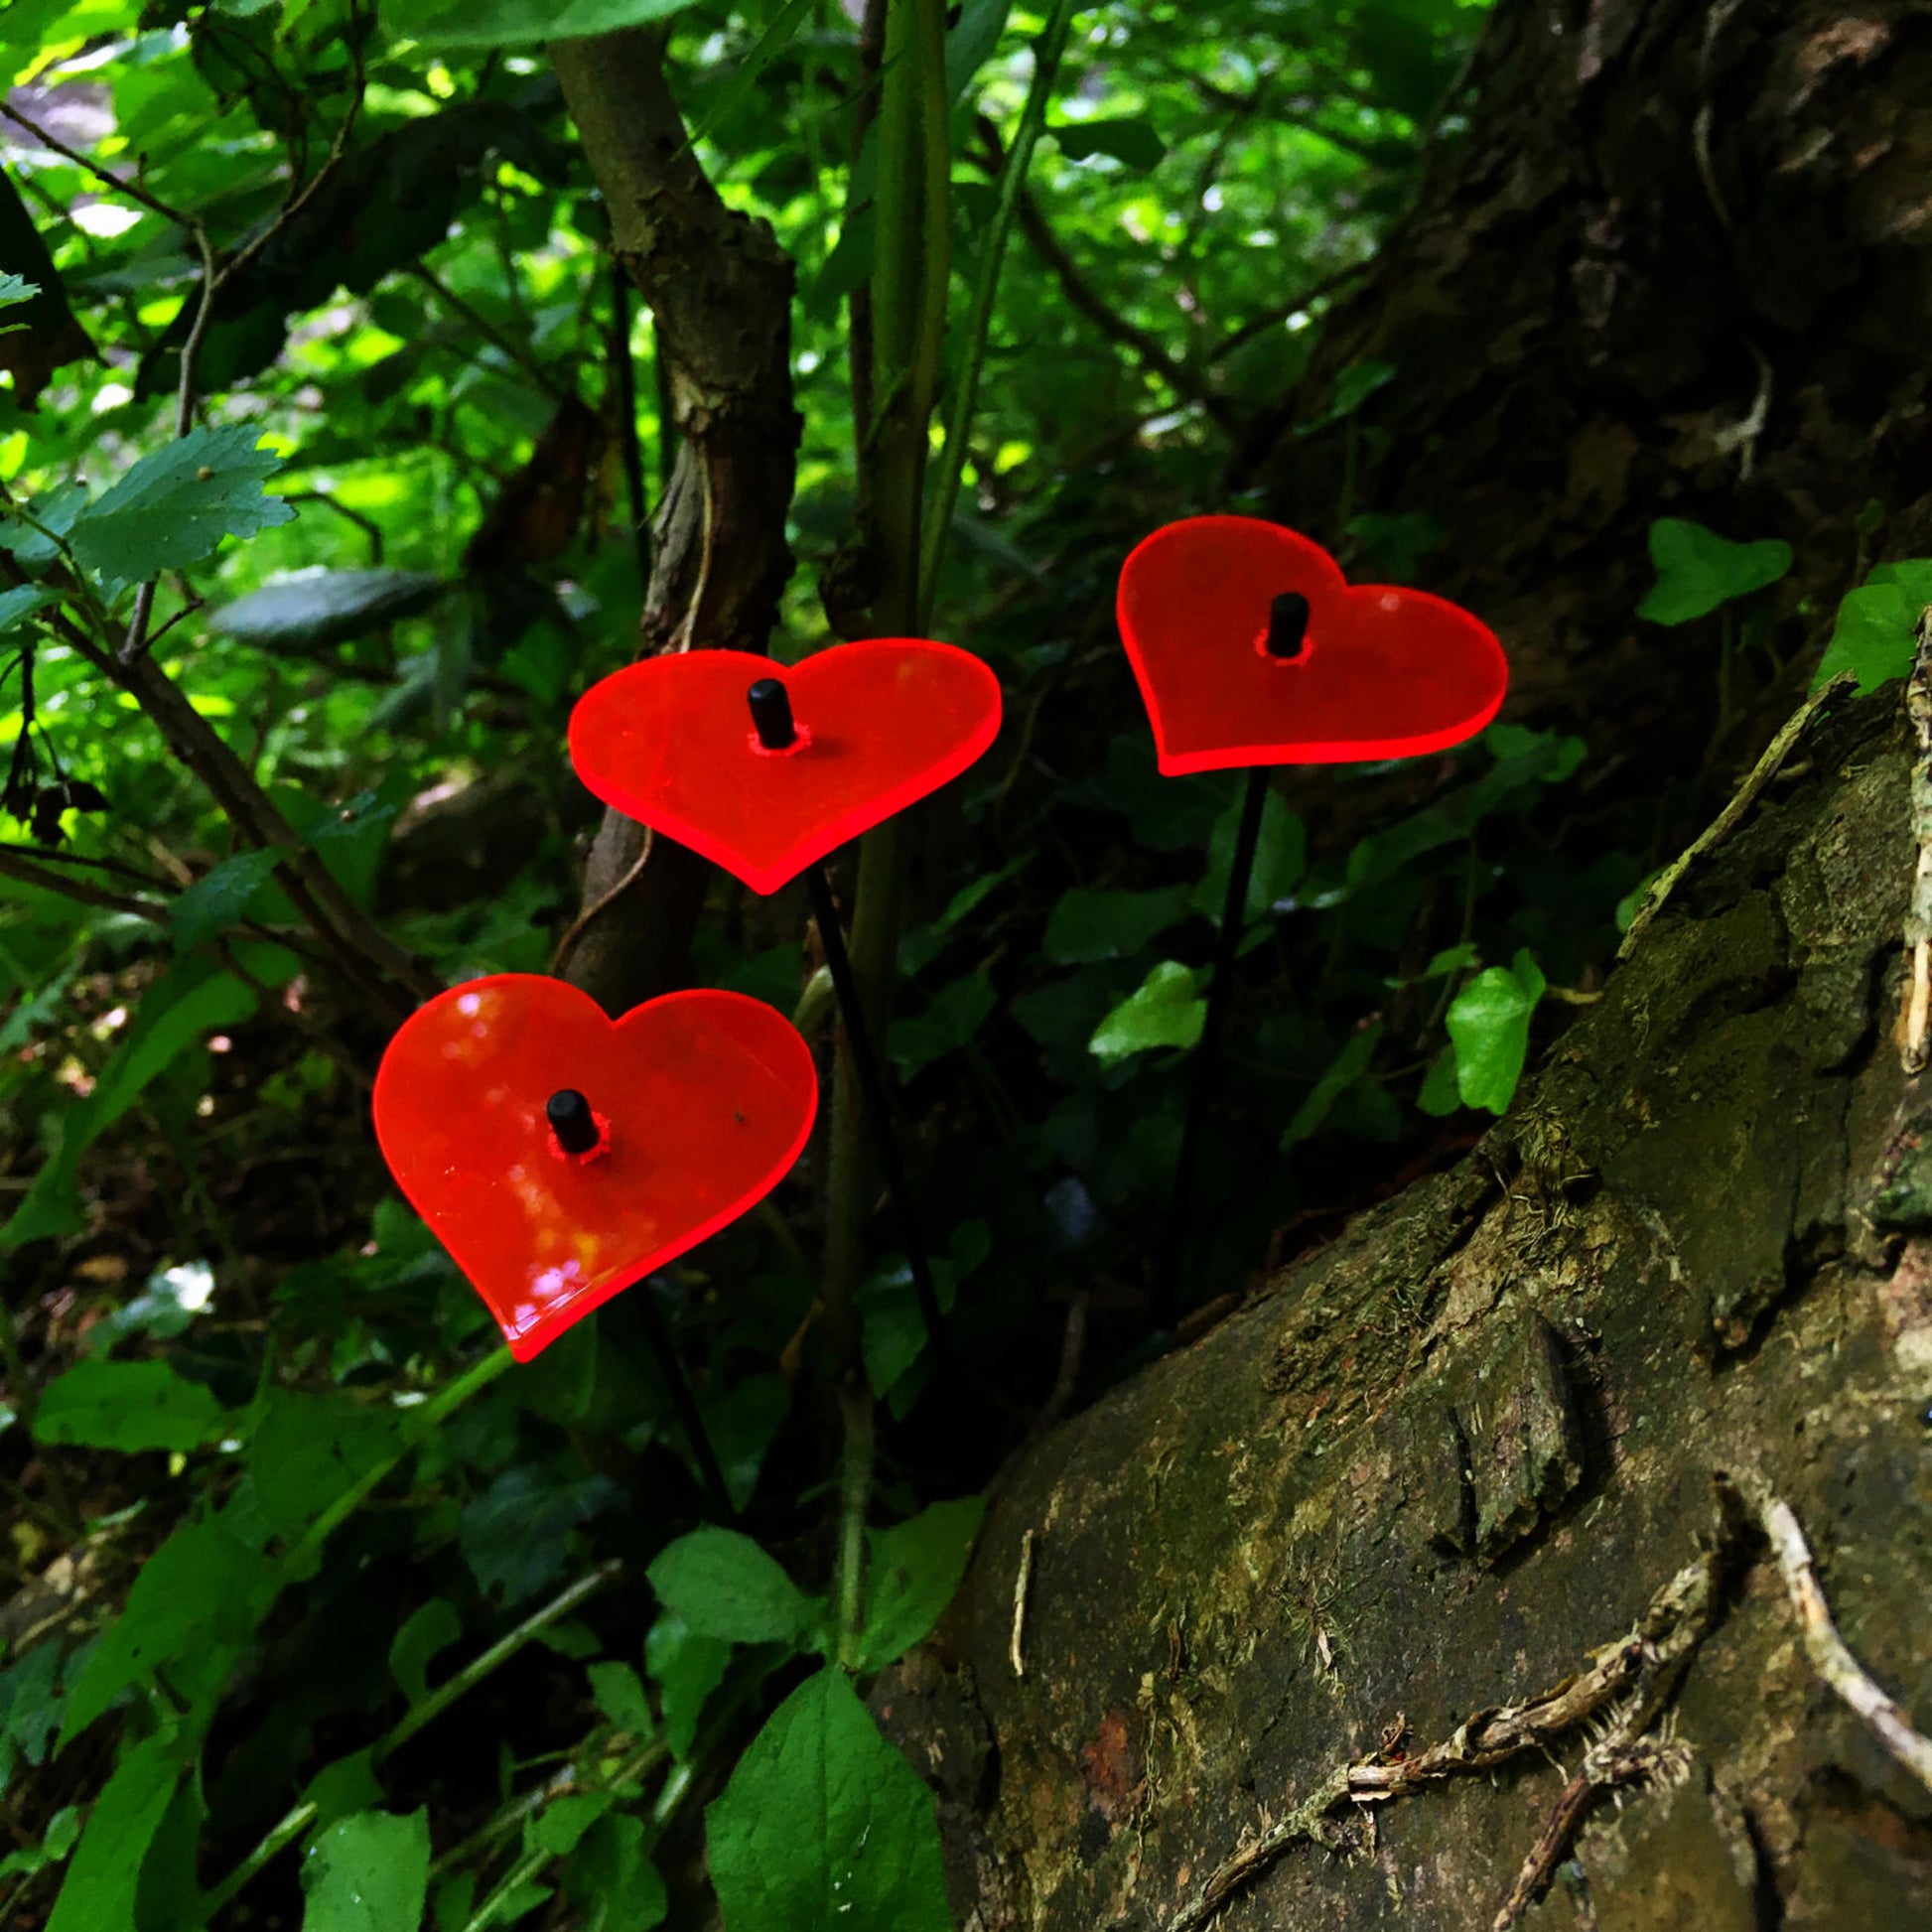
<box><xmin>0</xmin><ymin>844</ymin><xmax>166</xmax><ymax>923</ymax></box>
<box><xmin>0</xmin><ymin>99</ymin><xmax>197</xmax><ymax>230</ymax></box>
<box><xmin>410</xmin><ymin>262</ymin><xmax>571</xmax><ymax>403</ymax></box>
<box><xmin>1209</xmin><ymin>254</ymin><xmax>1376</xmax><ymax>362</ymax></box>
<box><xmin>1725</xmin><ymin>1469</ymin><xmax>1932</xmax><ymax>1797</ymax></box>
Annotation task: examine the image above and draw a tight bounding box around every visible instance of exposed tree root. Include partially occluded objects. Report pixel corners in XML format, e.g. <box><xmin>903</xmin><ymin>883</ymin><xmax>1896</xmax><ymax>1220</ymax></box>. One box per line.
<box><xmin>1163</xmin><ymin>1468</ymin><xmax>1932</xmax><ymax>1930</ymax></box>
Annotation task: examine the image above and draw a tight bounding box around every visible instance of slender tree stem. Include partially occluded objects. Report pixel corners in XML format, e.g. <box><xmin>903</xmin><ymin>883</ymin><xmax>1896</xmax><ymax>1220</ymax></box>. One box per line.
<box><xmin>634</xmin><ymin>1283</ymin><xmax>733</xmax><ymax>1518</ymax></box>
<box><xmin>1163</xmin><ymin>766</ymin><xmax>1269</xmax><ymax>1315</ymax></box>
<box><xmin>805</xmin><ymin>863</ymin><xmax>945</xmax><ymax>1350</ymax></box>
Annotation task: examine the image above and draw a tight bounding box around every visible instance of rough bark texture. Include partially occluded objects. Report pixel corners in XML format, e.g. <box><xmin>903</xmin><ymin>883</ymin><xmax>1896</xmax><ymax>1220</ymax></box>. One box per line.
<box><xmin>549</xmin><ymin>31</ymin><xmax>801</xmax><ymax>1016</ymax></box>
<box><xmin>1239</xmin><ymin>0</ymin><xmax>1932</xmax><ymax>761</ymax></box>
<box><xmin>875</xmin><ymin>3</ymin><xmax>1932</xmax><ymax>1925</ymax></box>
<box><xmin>882</xmin><ymin>686</ymin><xmax>1932</xmax><ymax>1931</ymax></box>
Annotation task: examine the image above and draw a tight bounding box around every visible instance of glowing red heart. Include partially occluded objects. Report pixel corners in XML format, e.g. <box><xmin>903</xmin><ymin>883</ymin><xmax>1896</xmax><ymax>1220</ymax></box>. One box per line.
<box><xmin>1116</xmin><ymin>515</ymin><xmax>1508</xmax><ymax>775</ymax></box>
<box><xmin>372</xmin><ymin>976</ymin><xmax>816</xmax><ymax>1361</ymax></box>
<box><xmin>567</xmin><ymin>639</ymin><xmax>1003</xmax><ymax>895</ymax></box>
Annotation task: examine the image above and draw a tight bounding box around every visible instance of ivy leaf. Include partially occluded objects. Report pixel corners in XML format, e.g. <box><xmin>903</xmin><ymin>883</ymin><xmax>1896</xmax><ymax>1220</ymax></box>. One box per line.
<box><xmin>35</xmin><ymin>1358</ymin><xmax>230</xmax><ymax>1454</ymax></box>
<box><xmin>1088</xmin><ymin>961</ymin><xmax>1207</xmax><ymax>1067</ymax></box>
<box><xmin>171</xmin><ymin>847</ymin><xmax>285</xmax><ymax>953</ymax></box>
<box><xmin>1193</xmin><ymin>787</ymin><xmax>1305</xmax><ymax>925</ymax></box>
<box><xmin>705</xmin><ymin>1667</ymin><xmax>952</xmax><ymax>1932</ymax></box>
<box><xmin>890</xmin><ymin>970</ymin><xmax>997</xmax><ymax>1076</ymax></box>
<box><xmin>1636</xmin><ymin>517</ymin><xmax>1792</xmax><ymax>625</ymax></box>
<box><xmin>69</xmin><ymin>425</ymin><xmax>295</xmax><ymax>588</ymax></box>
<box><xmin>1446</xmin><ymin>951</ymin><xmax>1547</xmax><ymax>1115</ymax></box>
<box><xmin>1043</xmin><ymin>885</ymin><xmax>1191</xmax><ymax>965</ymax></box>
<box><xmin>1281</xmin><ymin>1020</ymin><xmax>1385</xmax><ymax>1151</ymax></box>
<box><xmin>299</xmin><ymin>1809</ymin><xmax>431</xmax><ymax>1932</ymax></box>
<box><xmin>460</xmin><ymin>1466</ymin><xmax>621</xmax><ymax>1606</ymax></box>
<box><xmin>645</xmin><ymin>1527</ymin><xmax>815</xmax><ymax>1647</ymax></box>
<box><xmin>1417</xmin><ymin>1042</ymin><xmax>1462</xmax><ymax>1117</ymax></box>
<box><xmin>389</xmin><ymin>1600</ymin><xmax>463</xmax><ymax>1709</ymax></box>
<box><xmin>853</xmin><ymin>1496</ymin><xmax>986</xmax><ymax>1674</ymax></box>
<box><xmin>1812</xmin><ymin>558</ymin><xmax>1932</xmax><ymax>696</ymax></box>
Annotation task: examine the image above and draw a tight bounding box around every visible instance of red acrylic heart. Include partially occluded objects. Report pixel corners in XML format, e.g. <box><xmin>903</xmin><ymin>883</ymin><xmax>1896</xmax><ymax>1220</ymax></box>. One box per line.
<box><xmin>567</xmin><ymin>640</ymin><xmax>1003</xmax><ymax>895</ymax></box>
<box><xmin>1116</xmin><ymin>515</ymin><xmax>1508</xmax><ymax>775</ymax></box>
<box><xmin>372</xmin><ymin>976</ymin><xmax>816</xmax><ymax>1361</ymax></box>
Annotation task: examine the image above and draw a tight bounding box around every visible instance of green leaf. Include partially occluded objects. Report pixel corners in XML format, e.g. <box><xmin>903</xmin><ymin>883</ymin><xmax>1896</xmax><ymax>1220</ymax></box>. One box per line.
<box><xmin>1417</xmin><ymin>1043</ymin><xmax>1461</xmax><ymax>1117</ymax></box>
<box><xmin>890</xmin><ymin>970</ymin><xmax>997</xmax><ymax>1076</ymax></box>
<box><xmin>299</xmin><ymin>1809</ymin><xmax>430</xmax><ymax>1932</ymax></box>
<box><xmin>531</xmin><ymin>1791</ymin><xmax>614</xmax><ymax>1858</ymax></box>
<box><xmin>208</xmin><ymin>569</ymin><xmax>445</xmax><ymax>654</ymax></box>
<box><xmin>387</xmin><ymin>0</ymin><xmax>702</xmax><ymax>47</ymax></box>
<box><xmin>707</xmin><ymin>1666</ymin><xmax>951</xmax><ymax>1932</ymax></box>
<box><xmin>1050</xmin><ymin>116</ymin><xmax>1166</xmax><ymax>171</ymax></box>
<box><xmin>1043</xmin><ymin>885</ymin><xmax>1191</xmax><ymax>965</ymax></box>
<box><xmin>248</xmin><ymin>1390</ymin><xmax>404</xmax><ymax>1544</ymax></box>
<box><xmin>69</xmin><ymin>425</ymin><xmax>295</xmax><ymax>588</ymax></box>
<box><xmin>945</xmin><ymin>0</ymin><xmax>1012</xmax><ymax>102</ymax></box>
<box><xmin>45</xmin><ymin>1737</ymin><xmax>182</xmax><ymax>1932</ymax></box>
<box><xmin>0</xmin><ymin>273</ymin><xmax>38</xmax><ymax>311</ymax></box>
<box><xmin>854</xmin><ymin>1497</ymin><xmax>986</xmax><ymax>1674</ymax></box>
<box><xmin>1813</xmin><ymin>559</ymin><xmax>1932</xmax><ymax>695</ymax></box>
<box><xmin>646</xmin><ymin>1527</ymin><xmax>814</xmax><ymax>1647</ymax></box>
<box><xmin>0</xmin><ymin>585</ymin><xmax>54</xmax><ymax>635</ymax></box>
<box><xmin>1636</xmin><ymin>517</ymin><xmax>1792</xmax><ymax>625</ymax></box>
<box><xmin>1088</xmin><ymin>961</ymin><xmax>1207</xmax><ymax>1067</ymax></box>
<box><xmin>860</xmin><ymin>1220</ymin><xmax>986</xmax><ymax>1404</ymax></box>
<box><xmin>388</xmin><ymin>1599</ymin><xmax>463</xmax><ymax>1709</ymax></box>
<box><xmin>81</xmin><ymin>1260</ymin><xmax>214</xmax><ymax>1355</ymax></box>
<box><xmin>35</xmin><ymin>1357</ymin><xmax>229</xmax><ymax>1453</ymax></box>
<box><xmin>460</xmin><ymin>1466</ymin><xmax>621</xmax><ymax>1607</ymax></box>
<box><xmin>171</xmin><ymin>847</ymin><xmax>285</xmax><ymax>952</ymax></box>
<box><xmin>1192</xmin><ymin>787</ymin><xmax>1305</xmax><ymax>925</ymax></box>
<box><xmin>1281</xmin><ymin>1020</ymin><xmax>1386</xmax><ymax>1151</ymax></box>
<box><xmin>563</xmin><ymin>1814</ymin><xmax>668</xmax><ymax>1932</ymax></box>
<box><xmin>1446</xmin><ymin>951</ymin><xmax>1547</xmax><ymax>1116</ymax></box>
<box><xmin>897</xmin><ymin>853</ymin><xmax>1032</xmax><ymax>975</ymax></box>
<box><xmin>1297</xmin><ymin>359</ymin><xmax>1396</xmax><ymax>435</ymax></box>
<box><xmin>62</xmin><ymin>1511</ymin><xmax>279</xmax><ymax>1743</ymax></box>
<box><xmin>0</xmin><ymin>1641</ymin><xmax>67</xmax><ymax>1770</ymax></box>
<box><xmin>645</xmin><ymin>1612</ymin><xmax>731</xmax><ymax>1762</ymax></box>
<box><xmin>587</xmin><ymin>1660</ymin><xmax>654</xmax><ymax>1738</ymax></box>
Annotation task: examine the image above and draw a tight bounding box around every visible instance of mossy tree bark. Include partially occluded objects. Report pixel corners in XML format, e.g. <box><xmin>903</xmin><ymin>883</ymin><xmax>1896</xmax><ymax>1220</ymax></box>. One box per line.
<box><xmin>875</xmin><ymin>2</ymin><xmax>1932</xmax><ymax>1925</ymax></box>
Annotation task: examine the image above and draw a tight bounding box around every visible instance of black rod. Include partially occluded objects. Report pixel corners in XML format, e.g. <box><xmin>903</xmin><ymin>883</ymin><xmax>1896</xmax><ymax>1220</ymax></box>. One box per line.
<box><xmin>802</xmin><ymin>862</ymin><xmax>948</xmax><ymax>1356</ymax></box>
<box><xmin>1161</xmin><ymin>764</ymin><xmax>1271</xmax><ymax>1318</ymax></box>
<box><xmin>634</xmin><ymin>1281</ymin><xmax>734</xmax><ymax>1519</ymax></box>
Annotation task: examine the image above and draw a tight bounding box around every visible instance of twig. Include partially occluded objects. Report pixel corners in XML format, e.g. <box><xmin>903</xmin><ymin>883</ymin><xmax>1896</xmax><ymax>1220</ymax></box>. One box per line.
<box><xmin>1164</xmin><ymin>1524</ymin><xmax>1734</xmax><ymax>1931</ymax></box>
<box><xmin>1209</xmin><ymin>255</ymin><xmax>1376</xmax><ymax>363</ymax></box>
<box><xmin>1009</xmin><ymin>1527</ymin><xmax>1035</xmax><ymax>1678</ymax></box>
<box><xmin>1618</xmin><ymin>673</ymin><xmax>1854</xmax><ymax>960</ymax></box>
<box><xmin>0</xmin><ymin>844</ymin><xmax>167</xmax><ymax>923</ymax></box>
<box><xmin>1899</xmin><ymin>610</ymin><xmax>1932</xmax><ymax>1071</ymax></box>
<box><xmin>0</xmin><ymin>99</ymin><xmax>197</xmax><ymax>231</ymax></box>
<box><xmin>1724</xmin><ymin>1469</ymin><xmax>1932</xmax><ymax>1797</ymax></box>
<box><xmin>410</xmin><ymin>262</ymin><xmax>570</xmax><ymax>403</ymax></box>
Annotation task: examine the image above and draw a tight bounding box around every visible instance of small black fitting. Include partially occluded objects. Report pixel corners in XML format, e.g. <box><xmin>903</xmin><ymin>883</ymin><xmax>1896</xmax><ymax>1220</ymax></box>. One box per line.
<box><xmin>1265</xmin><ymin>591</ymin><xmax>1311</xmax><ymax>659</ymax></box>
<box><xmin>546</xmin><ymin>1088</ymin><xmax>601</xmax><ymax>1155</ymax></box>
<box><xmin>747</xmin><ymin>677</ymin><xmax>796</xmax><ymax>750</ymax></box>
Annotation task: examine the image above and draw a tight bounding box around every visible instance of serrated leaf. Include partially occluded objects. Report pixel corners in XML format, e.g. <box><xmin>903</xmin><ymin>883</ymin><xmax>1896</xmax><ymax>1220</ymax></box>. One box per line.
<box><xmin>299</xmin><ymin>1809</ymin><xmax>430</xmax><ymax>1932</ymax></box>
<box><xmin>646</xmin><ymin>1527</ymin><xmax>814</xmax><ymax>1647</ymax></box>
<box><xmin>1447</xmin><ymin>951</ymin><xmax>1546</xmax><ymax>1116</ymax></box>
<box><xmin>0</xmin><ymin>273</ymin><xmax>37</xmax><ymax>311</ymax></box>
<box><xmin>69</xmin><ymin>425</ymin><xmax>295</xmax><ymax>587</ymax></box>
<box><xmin>854</xmin><ymin>1497</ymin><xmax>986</xmax><ymax>1674</ymax></box>
<box><xmin>1088</xmin><ymin>961</ymin><xmax>1207</xmax><ymax>1067</ymax></box>
<box><xmin>36</xmin><ymin>1357</ymin><xmax>230</xmax><ymax>1453</ymax></box>
<box><xmin>208</xmin><ymin>569</ymin><xmax>445</xmax><ymax>654</ymax></box>
<box><xmin>172</xmin><ymin>847</ymin><xmax>285</xmax><ymax>952</ymax></box>
<box><xmin>0</xmin><ymin>585</ymin><xmax>54</xmax><ymax>635</ymax></box>
<box><xmin>706</xmin><ymin>1666</ymin><xmax>952</xmax><ymax>1932</ymax></box>
<box><xmin>1636</xmin><ymin>517</ymin><xmax>1792</xmax><ymax>625</ymax></box>
<box><xmin>645</xmin><ymin>1612</ymin><xmax>731</xmax><ymax>1762</ymax></box>
<box><xmin>388</xmin><ymin>0</ymin><xmax>702</xmax><ymax>46</ymax></box>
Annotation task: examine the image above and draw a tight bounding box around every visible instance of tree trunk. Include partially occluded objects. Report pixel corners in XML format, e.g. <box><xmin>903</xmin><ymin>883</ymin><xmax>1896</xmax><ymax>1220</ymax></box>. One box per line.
<box><xmin>878</xmin><ymin>3</ymin><xmax>1932</xmax><ymax>1925</ymax></box>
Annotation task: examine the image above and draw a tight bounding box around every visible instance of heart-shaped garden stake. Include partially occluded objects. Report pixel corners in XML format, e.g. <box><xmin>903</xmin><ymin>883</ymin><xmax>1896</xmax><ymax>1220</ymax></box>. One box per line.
<box><xmin>569</xmin><ymin>639</ymin><xmax>1005</xmax><ymax>1360</ymax></box>
<box><xmin>568</xmin><ymin>639</ymin><xmax>1002</xmax><ymax>896</ymax></box>
<box><xmin>1116</xmin><ymin>514</ymin><xmax>1508</xmax><ymax>1314</ymax></box>
<box><xmin>373</xmin><ymin>975</ymin><xmax>816</xmax><ymax>1365</ymax></box>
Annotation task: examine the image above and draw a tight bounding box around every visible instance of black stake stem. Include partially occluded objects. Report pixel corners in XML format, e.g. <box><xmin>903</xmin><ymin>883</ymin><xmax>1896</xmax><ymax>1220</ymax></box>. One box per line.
<box><xmin>802</xmin><ymin>862</ymin><xmax>948</xmax><ymax>1357</ymax></box>
<box><xmin>634</xmin><ymin>1282</ymin><xmax>735</xmax><ymax>1519</ymax></box>
<box><xmin>1161</xmin><ymin>763</ymin><xmax>1271</xmax><ymax>1320</ymax></box>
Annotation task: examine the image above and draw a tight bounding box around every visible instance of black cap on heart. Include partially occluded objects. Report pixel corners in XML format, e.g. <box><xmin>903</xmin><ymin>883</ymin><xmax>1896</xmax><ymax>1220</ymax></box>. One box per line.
<box><xmin>1266</xmin><ymin>592</ymin><xmax>1311</xmax><ymax>659</ymax></box>
<box><xmin>747</xmin><ymin>677</ymin><xmax>796</xmax><ymax>750</ymax></box>
<box><xmin>545</xmin><ymin>1088</ymin><xmax>601</xmax><ymax>1155</ymax></box>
